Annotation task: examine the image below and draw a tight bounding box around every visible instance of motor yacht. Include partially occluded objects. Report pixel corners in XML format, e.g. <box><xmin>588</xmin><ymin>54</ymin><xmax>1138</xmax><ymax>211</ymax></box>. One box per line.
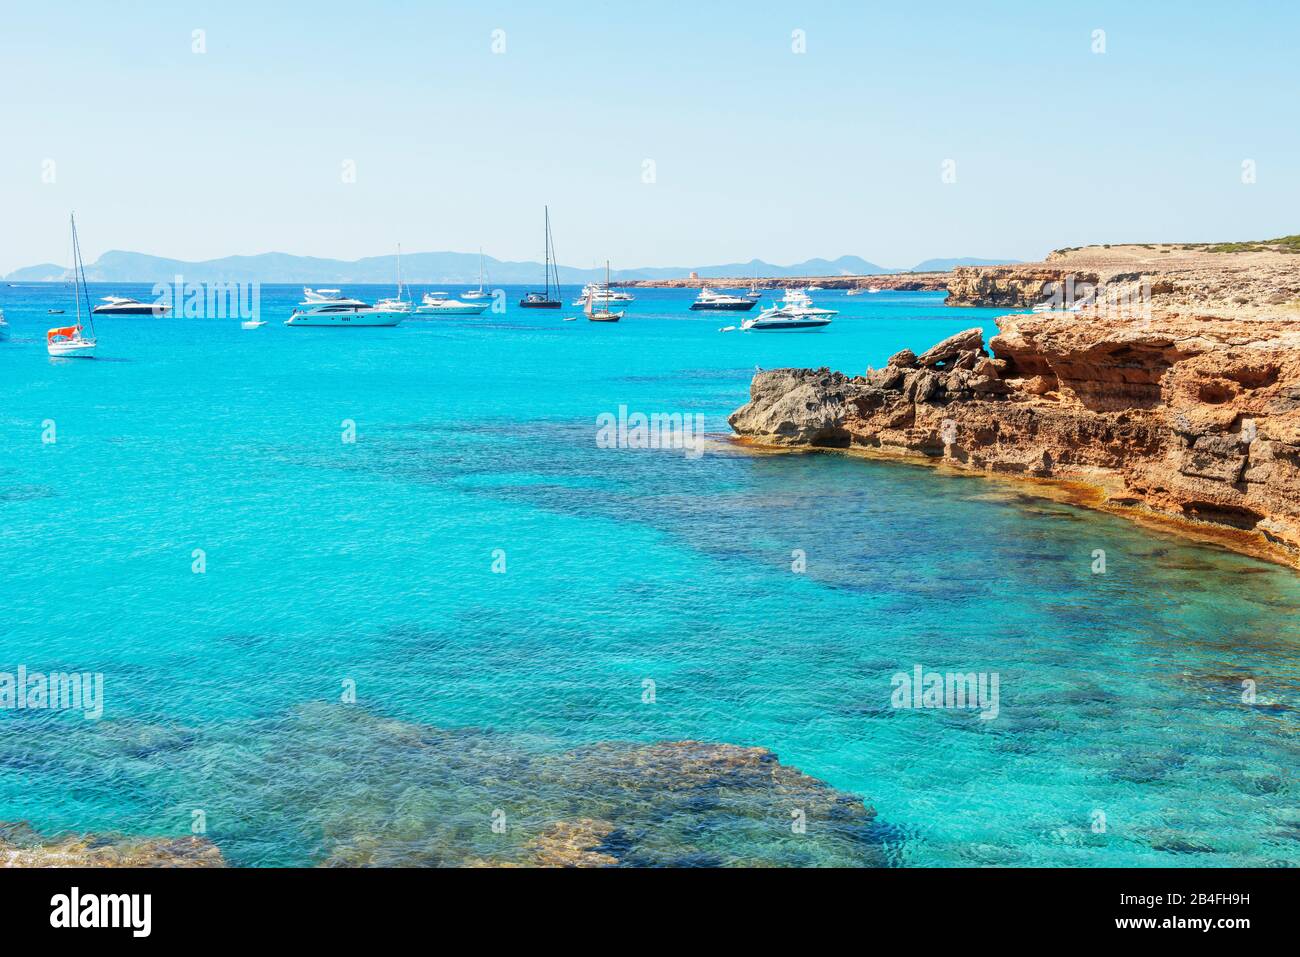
<box><xmin>689</xmin><ymin>287</ymin><xmax>756</xmax><ymax>311</ymax></box>
<box><xmin>573</xmin><ymin>281</ymin><xmax>634</xmax><ymax>306</ymax></box>
<box><xmin>740</xmin><ymin>288</ymin><xmax>836</xmax><ymax>331</ymax></box>
<box><xmin>417</xmin><ymin>292</ymin><xmax>488</xmax><ymax>315</ymax></box>
<box><xmin>285</xmin><ymin>288</ymin><xmax>405</xmax><ymax>326</ymax></box>
<box><xmin>92</xmin><ymin>295</ymin><xmax>170</xmax><ymax>316</ymax></box>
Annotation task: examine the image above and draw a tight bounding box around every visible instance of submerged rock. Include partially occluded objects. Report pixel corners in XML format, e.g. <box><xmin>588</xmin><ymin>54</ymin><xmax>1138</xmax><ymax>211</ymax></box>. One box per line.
<box><xmin>232</xmin><ymin>705</ymin><xmax>891</xmax><ymax>868</ymax></box>
<box><xmin>0</xmin><ymin>824</ymin><xmax>223</xmax><ymax>867</ymax></box>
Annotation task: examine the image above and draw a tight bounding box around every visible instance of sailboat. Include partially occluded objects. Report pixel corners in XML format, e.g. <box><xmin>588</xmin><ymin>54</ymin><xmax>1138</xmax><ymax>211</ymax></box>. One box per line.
<box><xmin>375</xmin><ymin>243</ymin><xmax>413</xmax><ymax>313</ymax></box>
<box><xmin>462</xmin><ymin>248</ymin><xmax>491</xmax><ymax>300</ymax></box>
<box><xmin>519</xmin><ymin>207</ymin><xmax>562</xmax><ymax>308</ymax></box>
<box><xmin>746</xmin><ymin>263</ymin><xmax>762</xmax><ymax>299</ymax></box>
<box><xmin>586</xmin><ymin>261</ymin><xmax>624</xmax><ymax>323</ymax></box>
<box><xmin>47</xmin><ymin>214</ymin><xmax>97</xmax><ymax>358</ymax></box>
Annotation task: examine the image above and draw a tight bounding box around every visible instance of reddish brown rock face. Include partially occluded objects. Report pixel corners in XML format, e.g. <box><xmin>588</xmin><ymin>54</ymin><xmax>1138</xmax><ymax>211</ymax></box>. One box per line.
<box><xmin>729</xmin><ymin>311</ymin><xmax>1300</xmax><ymax>565</ymax></box>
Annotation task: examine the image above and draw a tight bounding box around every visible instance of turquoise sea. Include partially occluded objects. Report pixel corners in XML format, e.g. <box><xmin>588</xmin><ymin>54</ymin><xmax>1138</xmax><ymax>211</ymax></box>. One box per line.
<box><xmin>1</xmin><ymin>282</ymin><xmax>1296</xmax><ymax>867</ymax></box>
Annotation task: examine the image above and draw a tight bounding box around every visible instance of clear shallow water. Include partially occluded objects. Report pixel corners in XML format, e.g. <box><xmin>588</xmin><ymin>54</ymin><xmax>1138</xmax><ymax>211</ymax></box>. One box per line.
<box><xmin>1</xmin><ymin>282</ymin><xmax>1296</xmax><ymax>866</ymax></box>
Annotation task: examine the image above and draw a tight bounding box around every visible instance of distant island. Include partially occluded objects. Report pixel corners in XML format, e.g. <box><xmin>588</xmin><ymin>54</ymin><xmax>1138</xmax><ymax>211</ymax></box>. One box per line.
<box><xmin>3</xmin><ymin>250</ymin><xmax>1020</xmax><ymax>284</ymax></box>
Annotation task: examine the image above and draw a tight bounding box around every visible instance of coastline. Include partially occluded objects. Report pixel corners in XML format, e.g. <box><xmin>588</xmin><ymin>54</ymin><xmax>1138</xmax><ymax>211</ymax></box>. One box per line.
<box><xmin>728</xmin><ymin>434</ymin><xmax>1299</xmax><ymax>570</ymax></box>
<box><xmin>727</xmin><ymin>244</ymin><xmax>1300</xmax><ymax>571</ymax></box>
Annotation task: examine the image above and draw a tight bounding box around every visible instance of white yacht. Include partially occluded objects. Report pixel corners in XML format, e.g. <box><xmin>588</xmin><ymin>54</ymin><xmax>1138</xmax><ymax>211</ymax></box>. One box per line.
<box><xmin>92</xmin><ymin>295</ymin><xmax>170</xmax><ymax>316</ymax></box>
<box><xmin>689</xmin><ymin>287</ymin><xmax>757</xmax><ymax>311</ymax></box>
<box><xmin>462</xmin><ymin>248</ymin><xmax>492</xmax><ymax>300</ymax></box>
<box><xmin>0</xmin><ymin>308</ymin><xmax>8</xmax><ymax>341</ymax></box>
<box><xmin>417</xmin><ymin>292</ymin><xmax>489</xmax><ymax>315</ymax></box>
<box><xmin>573</xmin><ymin>281</ymin><xmax>634</xmax><ymax>306</ymax></box>
<box><xmin>741</xmin><ymin>288</ymin><xmax>837</xmax><ymax>331</ymax></box>
<box><xmin>285</xmin><ymin>288</ymin><xmax>405</xmax><ymax>326</ymax></box>
<box><xmin>374</xmin><ymin>243</ymin><xmax>413</xmax><ymax>314</ymax></box>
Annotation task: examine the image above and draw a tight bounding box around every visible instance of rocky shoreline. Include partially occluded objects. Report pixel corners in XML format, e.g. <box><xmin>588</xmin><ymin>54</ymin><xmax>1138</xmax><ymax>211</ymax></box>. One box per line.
<box><xmin>616</xmin><ymin>273</ymin><xmax>949</xmax><ymax>292</ymax></box>
<box><xmin>729</xmin><ymin>247</ymin><xmax>1300</xmax><ymax>567</ymax></box>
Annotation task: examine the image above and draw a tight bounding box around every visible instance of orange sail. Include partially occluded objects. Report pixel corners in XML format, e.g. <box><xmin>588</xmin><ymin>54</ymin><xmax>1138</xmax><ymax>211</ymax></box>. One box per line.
<box><xmin>47</xmin><ymin>325</ymin><xmax>80</xmax><ymax>341</ymax></box>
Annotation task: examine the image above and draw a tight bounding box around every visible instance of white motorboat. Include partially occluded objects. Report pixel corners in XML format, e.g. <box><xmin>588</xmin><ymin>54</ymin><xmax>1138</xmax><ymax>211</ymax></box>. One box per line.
<box><xmin>417</xmin><ymin>292</ymin><xmax>488</xmax><ymax>315</ymax></box>
<box><xmin>740</xmin><ymin>288</ymin><xmax>836</xmax><ymax>331</ymax></box>
<box><xmin>47</xmin><ymin>214</ymin><xmax>98</xmax><ymax>357</ymax></box>
<box><xmin>573</xmin><ymin>280</ymin><xmax>634</xmax><ymax>306</ymax></box>
<box><xmin>462</xmin><ymin>248</ymin><xmax>492</xmax><ymax>300</ymax></box>
<box><xmin>241</xmin><ymin>319</ymin><xmax>266</xmax><ymax>329</ymax></box>
<box><xmin>868</xmin><ymin>286</ymin><xmax>882</xmax><ymax>293</ymax></box>
<box><xmin>689</xmin><ymin>287</ymin><xmax>757</xmax><ymax>311</ymax></box>
<box><xmin>285</xmin><ymin>288</ymin><xmax>405</xmax><ymax>326</ymax></box>
<box><xmin>92</xmin><ymin>295</ymin><xmax>170</xmax><ymax>315</ymax></box>
<box><xmin>0</xmin><ymin>308</ymin><xmax>8</xmax><ymax>341</ymax></box>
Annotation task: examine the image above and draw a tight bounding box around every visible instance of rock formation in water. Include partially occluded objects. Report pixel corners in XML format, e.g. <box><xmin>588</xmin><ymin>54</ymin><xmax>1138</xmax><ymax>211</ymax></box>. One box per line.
<box><xmin>729</xmin><ymin>303</ymin><xmax>1300</xmax><ymax>565</ymax></box>
<box><xmin>0</xmin><ymin>823</ymin><xmax>224</xmax><ymax>867</ymax></box>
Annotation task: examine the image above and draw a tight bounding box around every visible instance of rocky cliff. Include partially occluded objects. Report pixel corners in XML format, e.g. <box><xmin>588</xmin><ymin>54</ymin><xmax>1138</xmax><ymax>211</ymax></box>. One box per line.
<box><xmin>945</xmin><ymin>243</ymin><xmax>1300</xmax><ymax>309</ymax></box>
<box><xmin>729</xmin><ymin>311</ymin><xmax>1300</xmax><ymax>565</ymax></box>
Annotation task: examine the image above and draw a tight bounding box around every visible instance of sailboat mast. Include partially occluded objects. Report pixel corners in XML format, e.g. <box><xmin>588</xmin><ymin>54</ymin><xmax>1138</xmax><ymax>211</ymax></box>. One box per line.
<box><xmin>70</xmin><ymin>213</ymin><xmax>94</xmax><ymax>336</ymax></box>
<box><xmin>397</xmin><ymin>243</ymin><xmax>403</xmax><ymax>299</ymax></box>
<box><xmin>70</xmin><ymin>217</ymin><xmax>82</xmax><ymax>330</ymax></box>
<box><xmin>478</xmin><ymin>247</ymin><xmax>484</xmax><ymax>293</ymax></box>
<box><xmin>543</xmin><ymin>206</ymin><xmax>551</xmax><ymax>299</ymax></box>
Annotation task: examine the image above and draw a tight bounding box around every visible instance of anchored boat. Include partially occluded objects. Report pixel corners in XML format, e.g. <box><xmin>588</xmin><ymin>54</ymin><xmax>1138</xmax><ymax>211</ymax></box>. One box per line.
<box><xmin>740</xmin><ymin>288</ymin><xmax>836</xmax><ymax>331</ymax></box>
<box><xmin>47</xmin><ymin>214</ymin><xmax>98</xmax><ymax>357</ymax></box>
<box><xmin>285</xmin><ymin>288</ymin><xmax>405</xmax><ymax>326</ymax></box>
<box><xmin>519</xmin><ymin>206</ymin><xmax>562</xmax><ymax>308</ymax></box>
<box><xmin>586</xmin><ymin>261</ymin><xmax>624</xmax><ymax>323</ymax></box>
<box><xmin>690</xmin><ymin>287</ymin><xmax>756</xmax><ymax>311</ymax></box>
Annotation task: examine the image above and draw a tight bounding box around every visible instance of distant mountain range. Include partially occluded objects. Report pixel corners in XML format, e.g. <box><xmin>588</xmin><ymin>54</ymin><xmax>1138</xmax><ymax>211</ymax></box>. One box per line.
<box><xmin>3</xmin><ymin>250</ymin><xmax>1018</xmax><ymax>284</ymax></box>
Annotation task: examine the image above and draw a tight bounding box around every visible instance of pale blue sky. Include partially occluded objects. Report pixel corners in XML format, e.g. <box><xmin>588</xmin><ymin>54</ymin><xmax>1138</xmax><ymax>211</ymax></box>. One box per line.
<box><xmin>1</xmin><ymin>0</ymin><xmax>1295</xmax><ymax>273</ymax></box>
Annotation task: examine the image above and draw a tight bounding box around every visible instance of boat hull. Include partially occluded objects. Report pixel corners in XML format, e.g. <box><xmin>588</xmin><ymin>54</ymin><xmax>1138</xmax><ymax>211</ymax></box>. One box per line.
<box><xmin>284</xmin><ymin>311</ymin><xmax>404</xmax><ymax>327</ymax></box>
<box><xmin>92</xmin><ymin>305</ymin><xmax>170</xmax><ymax>316</ymax></box>
<box><xmin>48</xmin><ymin>338</ymin><xmax>97</xmax><ymax>356</ymax></box>
<box><xmin>690</xmin><ymin>301</ymin><xmax>756</xmax><ymax>311</ymax></box>
<box><xmin>519</xmin><ymin>300</ymin><xmax>561</xmax><ymax>309</ymax></box>
<box><xmin>741</xmin><ymin>318</ymin><xmax>833</xmax><ymax>331</ymax></box>
<box><xmin>416</xmin><ymin>305</ymin><xmax>488</xmax><ymax>315</ymax></box>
